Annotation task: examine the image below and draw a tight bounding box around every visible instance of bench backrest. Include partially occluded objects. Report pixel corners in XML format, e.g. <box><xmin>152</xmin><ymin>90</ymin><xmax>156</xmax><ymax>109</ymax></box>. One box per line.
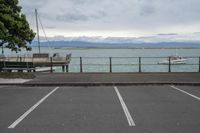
<box><xmin>0</xmin><ymin>62</ymin><xmax>34</xmax><ymax>68</ymax></box>
<box><xmin>33</xmin><ymin>53</ymin><xmax>49</xmax><ymax>58</ymax></box>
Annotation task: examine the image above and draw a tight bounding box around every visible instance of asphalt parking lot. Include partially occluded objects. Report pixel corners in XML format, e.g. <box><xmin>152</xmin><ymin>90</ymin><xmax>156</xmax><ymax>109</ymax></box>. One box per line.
<box><xmin>0</xmin><ymin>85</ymin><xmax>200</xmax><ymax>133</ymax></box>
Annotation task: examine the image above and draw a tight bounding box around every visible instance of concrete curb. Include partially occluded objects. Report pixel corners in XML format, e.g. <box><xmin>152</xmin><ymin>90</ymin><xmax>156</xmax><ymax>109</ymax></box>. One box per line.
<box><xmin>0</xmin><ymin>82</ymin><xmax>200</xmax><ymax>86</ymax></box>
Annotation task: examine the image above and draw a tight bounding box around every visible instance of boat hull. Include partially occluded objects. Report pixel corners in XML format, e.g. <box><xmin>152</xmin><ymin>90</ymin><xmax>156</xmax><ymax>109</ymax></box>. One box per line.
<box><xmin>158</xmin><ymin>59</ymin><xmax>187</xmax><ymax>64</ymax></box>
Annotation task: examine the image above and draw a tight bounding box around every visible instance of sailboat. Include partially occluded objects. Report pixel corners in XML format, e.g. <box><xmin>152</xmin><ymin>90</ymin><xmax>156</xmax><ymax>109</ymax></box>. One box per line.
<box><xmin>33</xmin><ymin>9</ymin><xmax>71</xmax><ymax>72</ymax></box>
<box><xmin>0</xmin><ymin>9</ymin><xmax>71</xmax><ymax>72</ymax></box>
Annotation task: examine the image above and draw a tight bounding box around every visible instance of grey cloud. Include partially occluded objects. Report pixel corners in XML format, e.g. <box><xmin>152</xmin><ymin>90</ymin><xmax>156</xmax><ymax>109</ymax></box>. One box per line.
<box><xmin>56</xmin><ymin>13</ymin><xmax>89</xmax><ymax>22</ymax></box>
<box><xmin>19</xmin><ymin>0</ymin><xmax>200</xmax><ymax>36</ymax></box>
<box><xmin>139</xmin><ymin>1</ymin><xmax>156</xmax><ymax>16</ymax></box>
<box><xmin>46</xmin><ymin>26</ymin><xmax>56</xmax><ymax>29</ymax></box>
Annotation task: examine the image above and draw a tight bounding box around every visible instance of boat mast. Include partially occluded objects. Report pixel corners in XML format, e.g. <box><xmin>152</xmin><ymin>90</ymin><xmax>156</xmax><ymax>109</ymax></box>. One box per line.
<box><xmin>35</xmin><ymin>9</ymin><xmax>41</xmax><ymax>54</ymax></box>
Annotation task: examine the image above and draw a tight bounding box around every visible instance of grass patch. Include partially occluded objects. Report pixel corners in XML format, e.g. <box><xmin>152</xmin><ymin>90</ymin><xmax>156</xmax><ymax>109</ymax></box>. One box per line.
<box><xmin>0</xmin><ymin>72</ymin><xmax>35</xmax><ymax>79</ymax></box>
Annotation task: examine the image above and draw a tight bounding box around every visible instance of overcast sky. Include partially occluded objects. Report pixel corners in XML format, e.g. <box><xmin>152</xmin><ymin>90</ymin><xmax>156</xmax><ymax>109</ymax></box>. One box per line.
<box><xmin>19</xmin><ymin>0</ymin><xmax>200</xmax><ymax>37</ymax></box>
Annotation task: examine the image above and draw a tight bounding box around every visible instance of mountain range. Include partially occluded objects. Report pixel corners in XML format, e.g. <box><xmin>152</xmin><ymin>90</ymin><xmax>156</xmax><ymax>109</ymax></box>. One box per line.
<box><xmin>30</xmin><ymin>33</ymin><xmax>200</xmax><ymax>48</ymax></box>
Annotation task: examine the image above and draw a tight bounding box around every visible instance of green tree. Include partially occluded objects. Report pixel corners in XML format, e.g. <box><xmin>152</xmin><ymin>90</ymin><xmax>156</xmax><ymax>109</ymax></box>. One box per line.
<box><xmin>0</xmin><ymin>0</ymin><xmax>35</xmax><ymax>53</ymax></box>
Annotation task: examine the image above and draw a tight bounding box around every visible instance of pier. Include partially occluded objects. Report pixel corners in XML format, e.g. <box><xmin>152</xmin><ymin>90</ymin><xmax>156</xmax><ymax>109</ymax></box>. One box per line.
<box><xmin>0</xmin><ymin>53</ymin><xmax>71</xmax><ymax>72</ymax></box>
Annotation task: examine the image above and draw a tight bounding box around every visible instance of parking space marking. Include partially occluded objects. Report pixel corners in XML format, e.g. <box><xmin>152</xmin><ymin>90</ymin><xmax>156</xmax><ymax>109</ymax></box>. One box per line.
<box><xmin>8</xmin><ymin>87</ymin><xmax>59</xmax><ymax>129</ymax></box>
<box><xmin>170</xmin><ymin>85</ymin><xmax>200</xmax><ymax>101</ymax></box>
<box><xmin>114</xmin><ymin>86</ymin><xmax>136</xmax><ymax>127</ymax></box>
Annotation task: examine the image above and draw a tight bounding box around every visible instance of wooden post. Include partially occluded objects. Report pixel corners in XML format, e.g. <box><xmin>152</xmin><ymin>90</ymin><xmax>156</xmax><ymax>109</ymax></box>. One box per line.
<box><xmin>26</xmin><ymin>62</ymin><xmax>30</xmax><ymax>72</ymax></box>
<box><xmin>61</xmin><ymin>66</ymin><xmax>64</xmax><ymax>72</ymax></box>
<box><xmin>3</xmin><ymin>61</ymin><xmax>6</xmax><ymax>68</ymax></box>
<box><xmin>139</xmin><ymin>57</ymin><xmax>141</xmax><ymax>72</ymax></box>
<box><xmin>80</xmin><ymin>57</ymin><xmax>83</xmax><ymax>72</ymax></box>
<box><xmin>110</xmin><ymin>57</ymin><xmax>112</xmax><ymax>73</ymax></box>
<box><xmin>168</xmin><ymin>56</ymin><xmax>171</xmax><ymax>72</ymax></box>
<box><xmin>66</xmin><ymin>65</ymin><xmax>69</xmax><ymax>72</ymax></box>
<box><xmin>50</xmin><ymin>57</ymin><xmax>53</xmax><ymax>73</ymax></box>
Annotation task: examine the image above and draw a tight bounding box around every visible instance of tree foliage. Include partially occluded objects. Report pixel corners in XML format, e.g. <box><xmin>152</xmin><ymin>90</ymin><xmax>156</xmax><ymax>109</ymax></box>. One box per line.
<box><xmin>0</xmin><ymin>0</ymin><xmax>35</xmax><ymax>52</ymax></box>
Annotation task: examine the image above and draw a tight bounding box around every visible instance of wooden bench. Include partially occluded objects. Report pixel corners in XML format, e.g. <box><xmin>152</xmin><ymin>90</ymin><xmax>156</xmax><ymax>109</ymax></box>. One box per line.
<box><xmin>0</xmin><ymin>62</ymin><xmax>35</xmax><ymax>72</ymax></box>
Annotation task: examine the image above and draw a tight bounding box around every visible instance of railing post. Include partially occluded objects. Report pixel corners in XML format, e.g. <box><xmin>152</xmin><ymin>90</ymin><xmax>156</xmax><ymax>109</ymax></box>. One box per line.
<box><xmin>139</xmin><ymin>57</ymin><xmax>141</xmax><ymax>72</ymax></box>
<box><xmin>50</xmin><ymin>57</ymin><xmax>53</xmax><ymax>73</ymax></box>
<box><xmin>168</xmin><ymin>56</ymin><xmax>171</xmax><ymax>72</ymax></box>
<box><xmin>199</xmin><ymin>56</ymin><xmax>200</xmax><ymax>72</ymax></box>
<box><xmin>110</xmin><ymin>57</ymin><xmax>112</xmax><ymax>73</ymax></box>
<box><xmin>80</xmin><ymin>57</ymin><xmax>83</xmax><ymax>72</ymax></box>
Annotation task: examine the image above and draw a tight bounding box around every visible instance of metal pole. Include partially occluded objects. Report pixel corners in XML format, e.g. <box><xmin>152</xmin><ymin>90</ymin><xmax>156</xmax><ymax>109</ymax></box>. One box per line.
<box><xmin>35</xmin><ymin>9</ymin><xmax>40</xmax><ymax>54</ymax></box>
<box><xmin>139</xmin><ymin>57</ymin><xmax>141</xmax><ymax>72</ymax></box>
<box><xmin>80</xmin><ymin>57</ymin><xmax>82</xmax><ymax>72</ymax></box>
<box><xmin>50</xmin><ymin>57</ymin><xmax>53</xmax><ymax>73</ymax></box>
<box><xmin>199</xmin><ymin>56</ymin><xmax>200</xmax><ymax>72</ymax></box>
<box><xmin>168</xmin><ymin>56</ymin><xmax>171</xmax><ymax>72</ymax></box>
<box><xmin>110</xmin><ymin>57</ymin><xmax>112</xmax><ymax>73</ymax></box>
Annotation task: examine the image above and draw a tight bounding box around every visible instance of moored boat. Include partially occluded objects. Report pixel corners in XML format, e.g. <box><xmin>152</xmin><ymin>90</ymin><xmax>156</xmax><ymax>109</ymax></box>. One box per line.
<box><xmin>158</xmin><ymin>56</ymin><xmax>187</xmax><ymax>64</ymax></box>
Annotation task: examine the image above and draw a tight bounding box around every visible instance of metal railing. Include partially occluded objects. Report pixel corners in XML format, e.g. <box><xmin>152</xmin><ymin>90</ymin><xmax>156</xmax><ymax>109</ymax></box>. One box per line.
<box><xmin>1</xmin><ymin>56</ymin><xmax>200</xmax><ymax>73</ymax></box>
<box><xmin>69</xmin><ymin>56</ymin><xmax>200</xmax><ymax>73</ymax></box>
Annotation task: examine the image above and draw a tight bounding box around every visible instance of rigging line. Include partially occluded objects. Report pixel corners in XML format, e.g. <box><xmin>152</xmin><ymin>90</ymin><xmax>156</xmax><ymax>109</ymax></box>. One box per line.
<box><xmin>37</xmin><ymin>13</ymin><xmax>53</xmax><ymax>54</ymax></box>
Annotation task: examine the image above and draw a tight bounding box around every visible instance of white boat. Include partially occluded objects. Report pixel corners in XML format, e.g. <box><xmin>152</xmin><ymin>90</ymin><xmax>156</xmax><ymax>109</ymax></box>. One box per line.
<box><xmin>158</xmin><ymin>56</ymin><xmax>187</xmax><ymax>64</ymax></box>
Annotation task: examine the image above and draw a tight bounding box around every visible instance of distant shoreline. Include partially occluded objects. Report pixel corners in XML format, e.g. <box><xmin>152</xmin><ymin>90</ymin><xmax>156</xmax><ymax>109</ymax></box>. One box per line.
<box><xmin>31</xmin><ymin>46</ymin><xmax>200</xmax><ymax>50</ymax></box>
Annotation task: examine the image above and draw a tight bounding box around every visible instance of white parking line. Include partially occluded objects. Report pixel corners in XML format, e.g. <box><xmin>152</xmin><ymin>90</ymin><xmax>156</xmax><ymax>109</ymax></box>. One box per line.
<box><xmin>170</xmin><ymin>85</ymin><xmax>200</xmax><ymax>101</ymax></box>
<box><xmin>8</xmin><ymin>87</ymin><xmax>59</xmax><ymax>129</ymax></box>
<box><xmin>114</xmin><ymin>86</ymin><xmax>136</xmax><ymax>127</ymax></box>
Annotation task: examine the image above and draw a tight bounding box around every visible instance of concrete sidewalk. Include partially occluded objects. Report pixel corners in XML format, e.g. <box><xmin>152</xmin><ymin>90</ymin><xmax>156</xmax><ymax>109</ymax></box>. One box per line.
<box><xmin>0</xmin><ymin>72</ymin><xmax>200</xmax><ymax>86</ymax></box>
<box><xmin>0</xmin><ymin>78</ymin><xmax>31</xmax><ymax>84</ymax></box>
<box><xmin>23</xmin><ymin>72</ymin><xmax>200</xmax><ymax>86</ymax></box>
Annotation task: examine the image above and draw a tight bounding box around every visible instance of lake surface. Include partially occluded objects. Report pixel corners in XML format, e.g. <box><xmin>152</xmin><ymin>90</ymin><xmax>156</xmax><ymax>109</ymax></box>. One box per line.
<box><xmin>3</xmin><ymin>47</ymin><xmax>200</xmax><ymax>72</ymax></box>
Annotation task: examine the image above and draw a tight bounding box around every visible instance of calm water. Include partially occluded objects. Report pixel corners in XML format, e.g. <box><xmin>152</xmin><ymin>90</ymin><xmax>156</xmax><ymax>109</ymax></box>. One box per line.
<box><xmin>3</xmin><ymin>47</ymin><xmax>200</xmax><ymax>72</ymax></box>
